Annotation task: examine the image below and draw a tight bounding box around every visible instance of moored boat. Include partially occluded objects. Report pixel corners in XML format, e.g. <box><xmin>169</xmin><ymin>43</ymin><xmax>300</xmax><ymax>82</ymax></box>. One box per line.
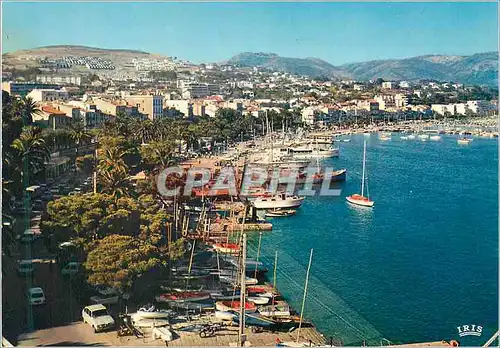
<box><xmin>457</xmin><ymin>137</ymin><xmax>472</xmax><ymax>145</ymax></box>
<box><xmin>430</xmin><ymin>135</ymin><xmax>441</xmax><ymax>141</ymax></box>
<box><xmin>215</xmin><ymin>300</ymin><xmax>257</xmax><ymax>313</ymax></box>
<box><xmin>407</xmin><ymin>134</ymin><xmax>416</xmax><ymax>140</ymax></box>
<box><xmin>265</xmin><ymin>209</ymin><xmax>296</xmax><ymax>218</ymax></box>
<box><xmin>247</xmin><ymin>296</ymin><xmax>270</xmax><ymax>305</ymax></box>
<box><xmin>213</xmin><ymin>243</ymin><xmax>239</xmax><ymax>254</ymax></box>
<box><xmin>253</xmin><ymin>192</ymin><xmax>305</xmax><ymax>210</ymax></box>
<box><xmin>346</xmin><ymin>140</ymin><xmax>374</xmax><ymax>208</ymax></box>
<box><xmin>258</xmin><ymin>304</ymin><xmax>291</xmax><ymax>317</ymax></box>
<box><xmin>379</xmin><ymin>135</ymin><xmax>391</xmax><ymax>141</ymax></box>
<box><xmin>155</xmin><ymin>291</ymin><xmax>210</xmax><ymax>303</ymax></box>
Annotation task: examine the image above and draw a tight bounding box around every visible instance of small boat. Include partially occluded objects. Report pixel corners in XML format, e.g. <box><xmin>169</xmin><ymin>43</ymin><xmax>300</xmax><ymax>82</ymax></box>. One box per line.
<box><xmin>213</xmin><ymin>243</ymin><xmax>239</xmax><ymax>254</ymax></box>
<box><xmin>232</xmin><ymin>312</ymin><xmax>276</xmax><ymax>327</ymax></box>
<box><xmin>258</xmin><ymin>304</ymin><xmax>291</xmax><ymax>317</ymax></box>
<box><xmin>135</xmin><ymin>305</ymin><xmax>172</xmax><ymax>319</ymax></box>
<box><xmin>363</xmin><ymin>132</ymin><xmax>371</xmax><ymax>137</ymax></box>
<box><xmin>265</xmin><ymin>209</ymin><xmax>296</xmax><ymax>218</ymax></box>
<box><xmin>407</xmin><ymin>134</ymin><xmax>416</xmax><ymax>140</ymax></box>
<box><xmin>343</xmin><ymin>139</ymin><xmax>351</xmax><ymax>143</ymax></box>
<box><xmin>215</xmin><ymin>310</ymin><xmax>237</xmax><ymax>321</ymax></box>
<box><xmin>457</xmin><ymin>137</ymin><xmax>472</xmax><ymax>145</ymax></box>
<box><xmin>418</xmin><ymin>134</ymin><xmax>429</xmax><ymax>140</ymax></box>
<box><xmin>379</xmin><ymin>135</ymin><xmax>391</xmax><ymax>141</ymax></box>
<box><xmin>219</xmin><ymin>273</ymin><xmax>259</xmax><ymax>285</ymax></box>
<box><xmin>346</xmin><ymin>141</ymin><xmax>374</xmax><ymax>208</ymax></box>
<box><xmin>247</xmin><ymin>296</ymin><xmax>270</xmax><ymax>305</ymax></box>
<box><xmin>400</xmin><ymin>136</ymin><xmax>408</xmax><ymax>140</ymax></box>
<box><xmin>168</xmin><ymin>301</ymin><xmax>214</xmax><ymax>311</ymax></box>
<box><xmin>155</xmin><ymin>291</ymin><xmax>210</xmax><ymax>303</ymax></box>
<box><xmin>215</xmin><ymin>300</ymin><xmax>257</xmax><ymax>313</ymax></box>
<box><xmin>330</xmin><ymin>168</ymin><xmax>347</xmax><ymax>182</ymax></box>
<box><xmin>210</xmin><ymin>290</ymin><xmax>241</xmax><ymax>301</ymax></box>
<box><xmin>253</xmin><ymin>192</ymin><xmax>305</xmax><ymax>210</ymax></box>
<box><xmin>430</xmin><ymin>135</ymin><xmax>441</xmax><ymax>141</ymax></box>
<box><xmin>131</xmin><ymin>314</ymin><xmax>170</xmax><ymax>328</ymax></box>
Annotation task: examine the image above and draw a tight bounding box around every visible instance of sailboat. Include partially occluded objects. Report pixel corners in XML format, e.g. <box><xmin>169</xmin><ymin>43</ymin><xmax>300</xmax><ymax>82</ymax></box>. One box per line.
<box><xmin>346</xmin><ymin>140</ymin><xmax>374</xmax><ymax>207</ymax></box>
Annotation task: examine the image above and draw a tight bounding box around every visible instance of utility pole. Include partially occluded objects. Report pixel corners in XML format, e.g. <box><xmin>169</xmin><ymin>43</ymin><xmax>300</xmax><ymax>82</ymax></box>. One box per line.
<box><xmin>93</xmin><ymin>147</ymin><xmax>98</xmax><ymax>194</ymax></box>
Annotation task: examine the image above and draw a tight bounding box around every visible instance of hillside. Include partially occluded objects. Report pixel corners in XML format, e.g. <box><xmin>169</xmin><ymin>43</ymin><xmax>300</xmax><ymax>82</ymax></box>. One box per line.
<box><xmin>227</xmin><ymin>52</ymin><xmax>498</xmax><ymax>86</ymax></box>
<box><xmin>225</xmin><ymin>52</ymin><xmax>349</xmax><ymax>79</ymax></box>
<box><xmin>342</xmin><ymin>52</ymin><xmax>498</xmax><ymax>86</ymax></box>
<box><xmin>2</xmin><ymin>45</ymin><xmax>169</xmax><ymax>76</ymax></box>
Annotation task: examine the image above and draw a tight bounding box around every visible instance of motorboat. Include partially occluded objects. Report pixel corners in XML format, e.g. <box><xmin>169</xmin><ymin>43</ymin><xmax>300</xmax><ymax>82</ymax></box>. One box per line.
<box><xmin>458</xmin><ymin>137</ymin><xmax>472</xmax><ymax>145</ymax></box>
<box><xmin>265</xmin><ymin>209</ymin><xmax>296</xmax><ymax>218</ymax></box>
<box><xmin>430</xmin><ymin>135</ymin><xmax>441</xmax><ymax>141</ymax></box>
<box><xmin>253</xmin><ymin>192</ymin><xmax>305</xmax><ymax>210</ymax></box>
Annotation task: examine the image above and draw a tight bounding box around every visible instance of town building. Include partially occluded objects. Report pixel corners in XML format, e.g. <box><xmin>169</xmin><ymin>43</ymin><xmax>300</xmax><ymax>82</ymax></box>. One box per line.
<box><xmin>1</xmin><ymin>82</ymin><xmax>61</xmax><ymax>96</ymax></box>
<box><xmin>27</xmin><ymin>89</ymin><xmax>69</xmax><ymax>102</ymax></box>
<box><xmin>36</xmin><ymin>75</ymin><xmax>82</xmax><ymax>86</ymax></box>
<box><xmin>33</xmin><ymin>105</ymin><xmax>72</xmax><ymax>129</ymax></box>
<box><xmin>381</xmin><ymin>81</ymin><xmax>394</xmax><ymax>89</ymax></box>
<box><xmin>92</xmin><ymin>97</ymin><xmax>141</xmax><ymax>117</ymax></box>
<box><xmin>124</xmin><ymin>94</ymin><xmax>164</xmax><ymax>120</ymax></box>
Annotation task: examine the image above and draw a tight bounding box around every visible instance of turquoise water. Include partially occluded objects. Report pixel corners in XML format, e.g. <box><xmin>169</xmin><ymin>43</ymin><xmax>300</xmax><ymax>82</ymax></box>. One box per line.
<box><xmin>248</xmin><ymin>134</ymin><xmax>498</xmax><ymax>346</ymax></box>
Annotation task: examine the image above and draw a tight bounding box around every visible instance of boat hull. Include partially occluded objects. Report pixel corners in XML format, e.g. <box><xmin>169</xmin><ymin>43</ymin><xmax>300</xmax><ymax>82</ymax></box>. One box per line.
<box><xmin>253</xmin><ymin>197</ymin><xmax>305</xmax><ymax>210</ymax></box>
<box><xmin>346</xmin><ymin>195</ymin><xmax>374</xmax><ymax>207</ymax></box>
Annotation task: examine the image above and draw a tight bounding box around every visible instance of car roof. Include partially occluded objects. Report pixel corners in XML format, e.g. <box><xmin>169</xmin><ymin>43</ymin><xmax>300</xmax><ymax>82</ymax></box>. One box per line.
<box><xmin>85</xmin><ymin>304</ymin><xmax>107</xmax><ymax>311</ymax></box>
<box><xmin>29</xmin><ymin>287</ymin><xmax>44</xmax><ymax>293</ymax></box>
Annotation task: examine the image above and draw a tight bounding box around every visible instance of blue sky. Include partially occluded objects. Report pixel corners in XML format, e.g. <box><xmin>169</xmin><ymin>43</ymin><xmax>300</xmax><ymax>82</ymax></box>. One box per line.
<box><xmin>2</xmin><ymin>2</ymin><xmax>498</xmax><ymax>65</ymax></box>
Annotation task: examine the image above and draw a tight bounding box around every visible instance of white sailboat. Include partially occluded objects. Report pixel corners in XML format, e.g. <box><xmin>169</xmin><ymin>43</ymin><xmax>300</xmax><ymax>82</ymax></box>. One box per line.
<box><xmin>346</xmin><ymin>140</ymin><xmax>374</xmax><ymax>207</ymax></box>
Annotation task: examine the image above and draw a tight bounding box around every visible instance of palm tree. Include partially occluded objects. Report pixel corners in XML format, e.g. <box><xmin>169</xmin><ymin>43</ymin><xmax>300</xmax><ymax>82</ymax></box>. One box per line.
<box><xmin>69</xmin><ymin>119</ymin><xmax>92</xmax><ymax>154</ymax></box>
<box><xmin>20</xmin><ymin>96</ymin><xmax>42</xmax><ymax>125</ymax></box>
<box><xmin>98</xmin><ymin>146</ymin><xmax>129</xmax><ymax>174</ymax></box>
<box><xmin>99</xmin><ymin>168</ymin><xmax>131</xmax><ymax>198</ymax></box>
<box><xmin>11</xmin><ymin>126</ymin><xmax>51</xmax><ymax>183</ymax></box>
<box><xmin>133</xmin><ymin>119</ymin><xmax>154</xmax><ymax>144</ymax></box>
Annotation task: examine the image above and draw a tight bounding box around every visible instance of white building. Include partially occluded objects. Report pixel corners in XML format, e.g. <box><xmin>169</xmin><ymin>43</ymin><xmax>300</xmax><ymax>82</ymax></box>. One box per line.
<box><xmin>36</xmin><ymin>75</ymin><xmax>82</xmax><ymax>86</ymax></box>
<box><xmin>301</xmin><ymin>107</ymin><xmax>320</xmax><ymax>125</ymax></box>
<box><xmin>381</xmin><ymin>81</ymin><xmax>394</xmax><ymax>89</ymax></box>
<box><xmin>27</xmin><ymin>89</ymin><xmax>69</xmax><ymax>102</ymax></box>
<box><xmin>466</xmin><ymin>100</ymin><xmax>490</xmax><ymax>115</ymax></box>
<box><xmin>180</xmin><ymin>82</ymin><xmax>220</xmax><ymax>99</ymax></box>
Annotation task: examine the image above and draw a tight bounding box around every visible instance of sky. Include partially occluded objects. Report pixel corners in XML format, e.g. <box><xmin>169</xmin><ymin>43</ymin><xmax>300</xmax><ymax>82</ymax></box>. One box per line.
<box><xmin>2</xmin><ymin>2</ymin><xmax>498</xmax><ymax>65</ymax></box>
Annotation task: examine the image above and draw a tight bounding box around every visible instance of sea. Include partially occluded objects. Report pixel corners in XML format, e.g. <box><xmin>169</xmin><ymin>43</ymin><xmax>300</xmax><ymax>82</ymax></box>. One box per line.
<box><xmin>247</xmin><ymin>133</ymin><xmax>498</xmax><ymax>346</ymax></box>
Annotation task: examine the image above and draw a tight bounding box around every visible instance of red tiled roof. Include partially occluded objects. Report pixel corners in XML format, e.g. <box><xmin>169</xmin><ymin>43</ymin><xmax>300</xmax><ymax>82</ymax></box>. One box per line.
<box><xmin>41</xmin><ymin>105</ymin><xmax>66</xmax><ymax>116</ymax></box>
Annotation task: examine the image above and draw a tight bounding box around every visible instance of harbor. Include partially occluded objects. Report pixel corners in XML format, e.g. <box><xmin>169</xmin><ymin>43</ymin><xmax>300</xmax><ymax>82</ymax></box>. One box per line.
<box><xmin>6</xmin><ymin>118</ymin><xmax>498</xmax><ymax>347</ymax></box>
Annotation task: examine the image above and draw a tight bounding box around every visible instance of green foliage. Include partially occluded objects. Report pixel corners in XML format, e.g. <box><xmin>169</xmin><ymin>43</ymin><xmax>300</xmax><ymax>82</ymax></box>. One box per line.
<box><xmin>147</xmin><ymin>70</ymin><xmax>177</xmax><ymax>81</ymax></box>
<box><xmin>76</xmin><ymin>154</ymin><xmax>95</xmax><ymax>175</ymax></box>
<box><xmin>84</xmin><ymin>235</ymin><xmax>162</xmax><ymax>291</ymax></box>
<box><xmin>42</xmin><ymin>192</ymin><xmax>186</xmax><ymax>290</ymax></box>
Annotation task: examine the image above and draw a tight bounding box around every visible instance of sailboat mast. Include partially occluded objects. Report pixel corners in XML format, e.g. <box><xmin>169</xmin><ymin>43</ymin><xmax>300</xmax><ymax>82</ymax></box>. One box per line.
<box><xmin>361</xmin><ymin>140</ymin><xmax>366</xmax><ymax>197</ymax></box>
<box><xmin>238</xmin><ymin>233</ymin><xmax>247</xmax><ymax>346</ymax></box>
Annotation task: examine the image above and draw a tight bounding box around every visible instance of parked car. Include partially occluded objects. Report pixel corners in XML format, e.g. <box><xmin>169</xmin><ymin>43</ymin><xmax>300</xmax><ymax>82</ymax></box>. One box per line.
<box><xmin>18</xmin><ymin>260</ymin><xmax>34</xmax><ymax>276</ymax></box>
<box><xmin>61</xmin><ymin>262</ymin><xmax>80</xmax><ymax>276</ymax></box>
<box><xmin>82</xmin><ymin>304</ymin><xmax>115</xmax><ymax>333</ymax></box>
<box><xmin>28</xmin><ymin>287</ymin><xmax>45</xmax><ymax>305</ymax></box>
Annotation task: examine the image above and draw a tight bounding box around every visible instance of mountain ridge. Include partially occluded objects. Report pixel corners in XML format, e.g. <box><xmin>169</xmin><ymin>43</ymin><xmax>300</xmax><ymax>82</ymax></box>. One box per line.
<box><xmin>226</xmin><ymin>51</ymin><xmax>498</xmax><ymax>86</ymax></box>
<box><xmin>2</xmin><ymin>46</ymin><xmax>498</xmax><ymax>86</ymax></box>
